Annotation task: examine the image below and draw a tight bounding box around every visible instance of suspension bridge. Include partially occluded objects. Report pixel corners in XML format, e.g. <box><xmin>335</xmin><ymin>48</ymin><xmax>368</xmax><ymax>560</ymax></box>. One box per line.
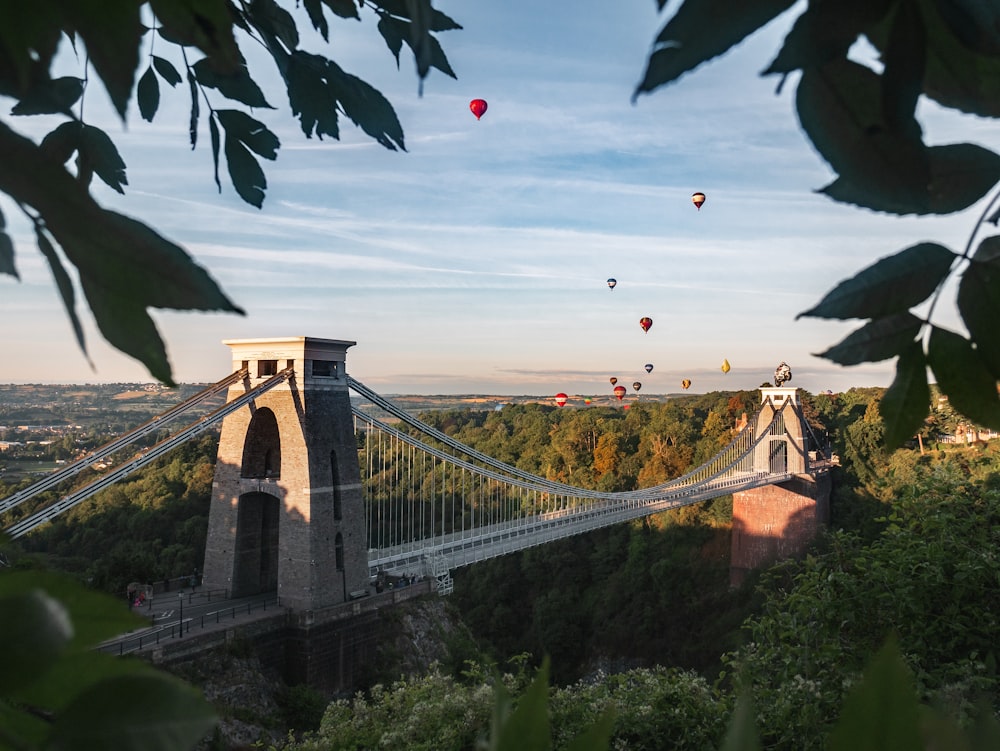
<box><xmin>1</xmin><ymin>336</ymin><xmax>832</xmax><ymax>604</ymax></box>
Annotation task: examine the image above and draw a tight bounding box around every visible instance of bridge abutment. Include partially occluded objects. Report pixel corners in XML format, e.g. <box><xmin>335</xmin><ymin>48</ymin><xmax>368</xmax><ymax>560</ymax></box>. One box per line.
<box><xmin>730</xmin><ymin>387</ymin><xmax>831</xmax><ymax>586</ymax></box>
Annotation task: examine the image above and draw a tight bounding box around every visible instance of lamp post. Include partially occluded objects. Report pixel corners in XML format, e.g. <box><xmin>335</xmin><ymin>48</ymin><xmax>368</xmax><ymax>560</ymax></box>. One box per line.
<box><xmin>178</xmin><ymin>592</ymin><xmax>184</xmax><ymax>638</ymax></box>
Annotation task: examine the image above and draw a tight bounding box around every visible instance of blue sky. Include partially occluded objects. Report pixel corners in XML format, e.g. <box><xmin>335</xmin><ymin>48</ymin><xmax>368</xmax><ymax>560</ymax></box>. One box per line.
<box><xmin>0</xmin><ymin>1</ymin><xmax>987</xmax><ymax>395</ymax></box>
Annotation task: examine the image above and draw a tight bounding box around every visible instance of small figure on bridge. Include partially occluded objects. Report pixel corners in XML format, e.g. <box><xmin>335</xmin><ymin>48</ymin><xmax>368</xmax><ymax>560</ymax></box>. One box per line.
<box><xmin>774</xmin><ymin>362</ymin><xmax>792</xmax><ymax>387</ymax></box>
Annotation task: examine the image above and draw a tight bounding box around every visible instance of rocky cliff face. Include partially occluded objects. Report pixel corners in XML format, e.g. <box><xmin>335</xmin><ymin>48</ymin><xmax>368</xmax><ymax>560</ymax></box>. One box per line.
<box><xmin>167</xmin><ymin>594</ymin><xmax>479</xmax><ymax>750</ymax></box>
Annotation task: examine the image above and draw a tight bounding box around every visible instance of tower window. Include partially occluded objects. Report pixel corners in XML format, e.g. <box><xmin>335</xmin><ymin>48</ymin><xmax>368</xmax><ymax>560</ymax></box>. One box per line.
<box><xmin>313</xmin><ymin>360</ymin><xmax>337</xmax><ymax>377</ymax></box>
<box><xmin>258</xmin><ymin>360</ymin><xmax>278</xmax><ymax>377</ymax></box>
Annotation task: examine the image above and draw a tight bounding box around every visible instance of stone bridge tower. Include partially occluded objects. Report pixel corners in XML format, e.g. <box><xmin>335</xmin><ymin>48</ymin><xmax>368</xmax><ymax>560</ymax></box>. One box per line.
<box><xmin>730</xmin><ymin>386</ymin><xmax>832</xmax><ymax>586</ymax></box>
<box><xmin>202</xmin><ymin>337</ymin><xmax>369</xmax><ymax>610</ymax></box>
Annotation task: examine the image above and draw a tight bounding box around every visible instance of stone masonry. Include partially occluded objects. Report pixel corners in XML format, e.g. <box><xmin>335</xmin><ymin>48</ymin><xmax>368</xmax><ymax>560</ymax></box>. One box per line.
<box><xmin>202</xmin><ymin>337</ymin><xmax>369</xmax><ymax>611</ymax></box>
<box><xmin>730</xmin><ymin>387</ymin><xmax>831</xmax><ymax>586</ymax></box>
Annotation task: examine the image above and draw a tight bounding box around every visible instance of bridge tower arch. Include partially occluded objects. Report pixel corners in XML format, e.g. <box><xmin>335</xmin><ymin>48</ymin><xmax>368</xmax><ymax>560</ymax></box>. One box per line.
<box><xmin>731</xmin><ymin>387</ymin><xmax>831</xmax><ymax>586</ymax></box>
<box><xmin>202</xmin><ymin>337</ymin><xmax>368</xmax><ymax>611</ymax></box>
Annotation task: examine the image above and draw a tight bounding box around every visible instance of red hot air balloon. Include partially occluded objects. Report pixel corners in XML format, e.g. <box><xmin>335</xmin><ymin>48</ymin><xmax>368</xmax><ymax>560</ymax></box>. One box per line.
<box><xmin>639</xmin><ymin>317</ymin><xmax>653</xmax><ymax>333</ymax></box>
<box><xmin>470</xmin><ymin>99</ymin><xmax>488</xmax><ymax>120</ymax></box>
<box><xmin>613</xmin><ymin>385</ymin><xmax>627</xmax><ymax>401</ymax></box>
<box><xmin>610</xmin><ymin>377</ymin><xmax>618</xmax><ymax>386</ymax></box>
<box><xmin>554</xmin><ymin>392</ymin><xmax>568</xmax><ymax>407</ymax></box>
<box><xmin>692</xmin><ymin>192</ymin><xmax>706</xmax><ymax>210</ymax></box>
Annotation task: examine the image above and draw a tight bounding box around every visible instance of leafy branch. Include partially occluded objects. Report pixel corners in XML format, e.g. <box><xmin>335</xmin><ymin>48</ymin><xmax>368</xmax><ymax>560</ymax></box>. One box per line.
<box><xmin>0</xmin><ymin>0</ymin><xmax>460</xmax><ymax>383</ymax></box>
<box><xmin>636</xmin><ymin>0</ymin><xmax>1000</xmax><ymax>447</ymax></box>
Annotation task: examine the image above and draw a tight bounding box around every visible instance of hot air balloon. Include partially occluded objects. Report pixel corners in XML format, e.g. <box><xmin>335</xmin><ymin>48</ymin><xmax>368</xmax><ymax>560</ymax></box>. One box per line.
<box><xmin>584</xmin><ymin>397</ymin><xmax>592</xmax><ymax>405</ymax></box>
<box><xmin>607</xmin><ymin>278</ymin><xmax>617</xmax><ymax>290</ymax></box>
<box><xmin>692</xmin><ymin>192</ymin><xmax>706</xmax><ymax>210</ymax></box>
<box><xmin>610</xmin><ymin>377</ymin><xmax>618</xmax><ymax>386</ymax></box>
<box><xmin>774</xmin><ymin>361</ymin><xmax>792</xmax><ymax>386</ymax></box>
<box><xmin>554</xmin><ymin>392</ymin><xmax>568</xmax><ymax>407</ymax></box>
<box><xmin>639</xmin><ymin>317</ymin><xmax>653</xmax><ymax>333</ymax></box>
<box><xmin>721</xmin><ymin>359</ymin><xmax>731</xmax><ymax>374</ymax></box>
<box><xmin>632</xmin><ymin>381</ymin><xmax>642</xmax><ymax>392</ymax></box>
<box><xmin>469</xmin><ymin>99</ymin><xmax>488</xmax><ymax>120</ymax></box>
<box><xmin>644</xmin><ymin>363</ymin><xmax>653</xmax><ymax>373</ymax></box>
<box><xmin>614</xmin><ymin>385</ymin><xmax>627</xmax><ymax>401</ymax></box>
<box><xmin>681</xmin><ymin>378</ymin><xmax>691</xmax><ymax>390</ymax></box>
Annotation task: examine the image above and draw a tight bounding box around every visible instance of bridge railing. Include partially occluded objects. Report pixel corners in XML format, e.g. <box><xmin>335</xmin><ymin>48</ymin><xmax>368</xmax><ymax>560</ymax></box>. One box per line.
<box><xmin>99</xmin><ymin>595</ymin><xmax>280</xmax><ymax>656</ymax></box>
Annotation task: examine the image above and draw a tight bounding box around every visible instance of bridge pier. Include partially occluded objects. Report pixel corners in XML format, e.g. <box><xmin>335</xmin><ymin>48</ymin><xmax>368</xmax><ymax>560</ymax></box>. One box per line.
<box><xmin>730</xmin><ymin>387</ymin><xmax>831</xmax><ymax>586</ymax></box>
<box><xmin>203</xmin><ymin>337</ymin><xmax>370</xmax><ymax>611</ymax></box>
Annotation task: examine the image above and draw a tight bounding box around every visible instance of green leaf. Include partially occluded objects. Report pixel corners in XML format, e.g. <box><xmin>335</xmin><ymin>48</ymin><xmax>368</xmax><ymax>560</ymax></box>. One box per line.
<box><xmin>634</xmin><ymin>0</ymin><xmax>796</xmax><ymax>98</ymax></box>
<box><xmin>927</xmin><ymin>325</ymin><xmax>1000</xmax><ymax>430</ymax></box>
<box><xmin>926</xmin><ymin>143</ymin><xmax>1000</xmax><ymax>214</ymax></box>
<box><xmin>0</xmin><ymin>205</ymin><xmax>18</xmax><ymax>279</ymax></box>
<box><xmin>323</xmin><ymin>0</ymin><xmax>361</xmax><ymax>20</ymax></box>
<box><xmin>763</xmin><ymin>0</ymin><xmax>891</xmax><ymax>75</ymax></box>
<box><xmin>797</xmin><ymin>59</ymin><xmax>930</xmax><ymax>214</ymax></box>
<box><xmin>192</xmin><ymin>56</ymin><xmax>273</xmax><ymax>109</ymax></box>
<box><xmin>10</xmin><ymin>76</ymin><xmax>84</xmax><ymax>116</ymax></box>
<box><xmin>0</xmin><ymin>3</ymin><xmax>62</xmax><ymax>96</ymax></box>
<box><xmin>250</xmin><ymin>0</ymin><xmax>300</xmax><ymax>50</ymax></box>
<box><xmin>81</xmin><ymin>276</ymin><xmax>175</xmax><ymax>386</ymax></box>
<box><xmin>35</xmin><ymin>225</ymin><xmax>87</xmax><ymax>358</ymax></box>
<box><xmin>78</xmin><ymin>125</ymin><xmax>128</xmax><ymax>194</ymax></box>
<box><xmin>377</xmin><ymin>15</ymin><xmax>407</xmax><ymax>67</ymax></box>
<box><xmin>933</xmin><ymin>0</ymin><xmax>1000</xmax><ymax>57</ymax></box>
<box><xmin>377</xmin><ymin>0</ymin><xmax>462</xmax><ymax>31</ymax></box>
<box><xmin>486</xmin><ymin>660</ymin><xmax>552</xmax><ymax>751</ymax></box>
<box><xmin>49</xmin><ymin>673</ymin><xmax>217</xmax><ymax>751</ymax></box>
<box><xmin>209</xmin><ymin>115</ymin><xmax>222</xmax><ymax>191</ymax></box>
<box><xmin>0</xmin><ymin>119</ymin><xmax>243</xmax><ymax>383</ymax></box>
<box><xmin>152</xmin><ymin>55</ymin><xmax>182</xmax><ymax>86</ymax></box>
<box><xmin>821</xmin><ymin>143</ymin><xmax>1000</xmax><ymax>215</ymax></box>
<box><xmin>958</xmin><ymin>236</ymin><xmax>1000</xmax><ymax>377</ymax></box>
<box><xmin>187</xmin><ymin>69</ymin><xmax>199</xmax><ymax>149</ymax></box>
<box><xmin>828</xmin><ymin>639</ymin><xmax>922</xmax><ymax>751</ymax></box>
<box><xmin>880</xmin><ymin>341</ymin><xmax>931</xmax><ymax>449</ymax></box>
<box><xmin>70</xmin><ymin>210</ymin><xmax>246</xmax><ymax>315</ymax></box>
<box><xmin>287</xmin><ymin>51</ymin><xmax>341</xmax><ymax>138</ymax></box>
<box><xmin>61</xmin><ymin>0</ymin><xmax>144</xmax><ymax>119</ymax></box>
<box><xmin>215</xmin><ymin>109</ymin><xmax>280</xmax><ymax>159</ymax></box>
<box><xmin>719</xmin><ymin>693</ymin><xmax>762</xmax><ymax>751</ymax></box>
<box><xmin>0</xmin><ymin>590</ymin><xmax>73</xmax><ymax>692</ymax></box>
<box><xmin>798</xmin><ymin>243</ymin><xmax>955</xmax><ymax>320</ymax></box>
<box><xmin>912</xmin><ymin>0</ymin><xmax>1000</xmax><ymax>118</ymax></box>
<box><xmin>815</xmin><ymin>312</ymin><xmax>923</xmax><ymax>365</ymax></box>
<box><xmin>303</xmin><ymin>0</ymin><xmax>331</xmax><ymax>40</ymax></box>
<box><xmin>39</xmin><ymin>121</ymin><xmax>82</xmax><ymax>165</ymax></box>
<box><xmin>880</xmin><ymin>0</ymin><xmax>925</xmax><ymax>136</ymax></box>
<box><xmin>137</xmin><ymin>65</ymin><xmax>160</xmax><ymax>122</ymax></box>
<box><xmin>223</xmin><ymin>136</ymin><xmax>267</xmax><ymax>208</ymax></box>
<box><xmin>404</xmin><ymin>0</ymin><xmax>434</xmax><ymax>82</ymax></box>
<box><xmin>151</xmin><ymin>0</ymin><xmax>241</xmax><ymax>74</ymax></box>
<box><xmin>564</xmin><ymin>710</ymin><xmax>615</xmax><ymax>751</ymax></box>
<box><xmin>424</xmin><ymin>31</ymin><xmax>457</xmax><ymax>79</ymax></box>
<box><xmin>325</xmin><ymin>59</ymin><xmax>406</xmax><ymax>150</ymax></box>
<box><xmin>0</xmin><ymin>570</ymin><xmax>143</xmax><ymax>649</ymax></box>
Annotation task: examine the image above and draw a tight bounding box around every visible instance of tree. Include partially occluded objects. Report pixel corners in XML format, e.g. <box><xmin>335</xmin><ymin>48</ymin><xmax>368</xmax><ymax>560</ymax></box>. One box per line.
<box><xmin>635</xmin><ymin>1</ymin><xmax>1000</xmax><ymax>448</ymax></box>
<box><xmin>0</xmin><ymin>0</ymin><xmax>459</xmax><ymax>384</ymax></box>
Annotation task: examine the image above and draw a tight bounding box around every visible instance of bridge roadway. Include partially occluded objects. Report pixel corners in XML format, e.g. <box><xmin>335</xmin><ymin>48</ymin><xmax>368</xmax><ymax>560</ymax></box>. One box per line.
<box><xmin>99</xmin><ymin>580</ymin><xmax>431</xmax><ymax>657</ymax></box>
<box><xmin>369</xmin><ymin>467</ymin><xmax>792</xmax><ymax>577</ymax></box>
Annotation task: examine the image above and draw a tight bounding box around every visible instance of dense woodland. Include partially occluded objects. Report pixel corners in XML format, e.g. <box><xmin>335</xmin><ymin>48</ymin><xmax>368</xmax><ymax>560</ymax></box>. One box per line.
<box><xmin>2</xmin><ymin>386</ymin><xmax>999</xmax><ymax>748</ymax></box>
